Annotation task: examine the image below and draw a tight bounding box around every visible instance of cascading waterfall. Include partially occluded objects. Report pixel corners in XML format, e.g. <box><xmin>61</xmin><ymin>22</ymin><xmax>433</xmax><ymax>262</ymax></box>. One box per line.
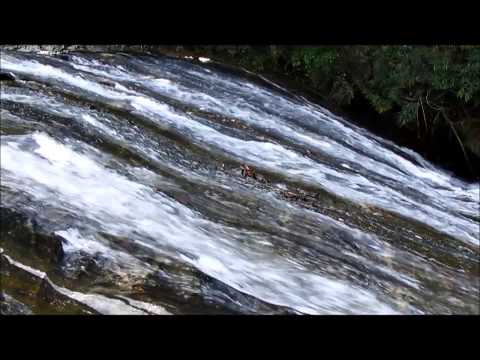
<box><xmin>1</xmin><ymin>49</ymin><xmax>478</xmax><ymax>314</ymax></box>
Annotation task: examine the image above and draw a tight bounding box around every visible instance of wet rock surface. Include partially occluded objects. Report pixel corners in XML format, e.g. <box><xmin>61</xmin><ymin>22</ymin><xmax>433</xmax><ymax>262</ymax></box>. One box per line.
<box><xmin>0</xmin><ymin>72</ymin><xmax>17</xmax><ymax>82</ymax></box>
<box><xmin>1</xmin><ymin>207</ymin><xmax>65</xmax><ymax>266</ymax></box>
<box><xmin>0</xmin><ymin>292</ymin><xmax>34</xmax><ymax>315</ymax></box>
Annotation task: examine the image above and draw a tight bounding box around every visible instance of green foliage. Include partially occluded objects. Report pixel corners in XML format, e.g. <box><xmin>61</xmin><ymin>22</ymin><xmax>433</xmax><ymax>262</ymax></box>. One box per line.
<box><xmin>330</xmin><ymin>76</ymin><xmax>355</xmax><ymax>106</ymax></box>
<box><xmin>397</xmin><ymin>102</ymin><xmax>419</xmax><ymax>128</ymax></box>
<box><xmin>277</xmin><ymin>46</ymin><xmax>480</xmax><ymax>137</ymax></box>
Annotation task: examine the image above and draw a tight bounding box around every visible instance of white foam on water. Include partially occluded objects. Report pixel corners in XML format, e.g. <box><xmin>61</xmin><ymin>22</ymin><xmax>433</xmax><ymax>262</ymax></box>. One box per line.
<box><xmin>127</xmin><ymin>90</ymin><xmax>479</xmax><ymax>245</ymax></box>
<box><xmin>148</xmin><ymin>59</ymin><xmax>478</xmax><ymax>192</ymax></box>
<box><xmin>1</xmin><ymin>56</ymin><xmax>121</xmax><ymax>99</ymax></box>
<box><xmin>1</xmin><ymin>132</ymin><xmax>401</xmax><ymax>314</ymax></box>
<box><xmin>55</xmin><ymin>227</ymin><xmax>146</xmax><ymax>277</ymax></box>
<box><xmin>81</xmin><ymin>114</ymin><xmax>117</xmax><ymax>135</ymax></box>
<box><xmin>129</xmin><ymin>60</ymin><xmax>478</xmax><ymax>215</ymax></box>
<box><xmin>2</xmin><ymin>56</ymin><xmax>477</xmax><ymax>240</ymax></box>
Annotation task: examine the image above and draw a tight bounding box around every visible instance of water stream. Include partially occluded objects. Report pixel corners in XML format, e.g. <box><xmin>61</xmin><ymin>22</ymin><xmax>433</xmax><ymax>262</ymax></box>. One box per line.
<box><xmin>1</xmin><ymin>50</ymin><xmax>478</xmax><ymax>314</ymax></box>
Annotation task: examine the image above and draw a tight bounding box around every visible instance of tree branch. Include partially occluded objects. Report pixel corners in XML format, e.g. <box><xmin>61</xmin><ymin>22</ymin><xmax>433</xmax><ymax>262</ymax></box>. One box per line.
<box><xmin>442</xmin><ymin>110</ymin><xmax>475</xmax><ymax>176</ymax></box>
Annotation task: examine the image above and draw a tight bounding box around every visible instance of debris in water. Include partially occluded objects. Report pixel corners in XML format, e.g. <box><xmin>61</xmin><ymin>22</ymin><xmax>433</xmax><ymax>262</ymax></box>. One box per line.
<box><xmin>283</xmin><ymin>191</ymin><xmax>299</xmax><ymax>199</ymax></box>
<box><xmin>241</xmin><ymin>164</ymin><xmax>257</xmax><ymax>180</ymax></box>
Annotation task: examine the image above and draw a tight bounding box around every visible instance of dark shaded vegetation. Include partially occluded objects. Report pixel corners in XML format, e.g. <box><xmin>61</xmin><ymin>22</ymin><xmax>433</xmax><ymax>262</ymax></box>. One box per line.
<box><xmin>181</xmin><ymin>46</ymin><xmax>480</xmax><ymax>180</ymax></box>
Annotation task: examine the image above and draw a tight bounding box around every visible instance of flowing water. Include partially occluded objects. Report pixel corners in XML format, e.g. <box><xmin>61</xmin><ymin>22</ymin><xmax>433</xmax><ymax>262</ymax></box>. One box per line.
<box><xmin>0</xmin><ymin>49</ymin><xmax>479</xmax><ymax>315</ymax></box>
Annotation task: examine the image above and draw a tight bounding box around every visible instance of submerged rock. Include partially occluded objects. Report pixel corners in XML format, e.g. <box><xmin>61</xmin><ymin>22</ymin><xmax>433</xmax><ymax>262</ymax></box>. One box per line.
<box><xmin>197</xmin><ymin>271</ymin><xmax>299</xmax><ymax>314</ymax></box>
<box><xmin>99</xmin><ymin>80</ymin><xmax>116</xmax><ymax>88</ymax></box>
<box><xmin>142</xmin><ymin>258</ymin><xmax>298</xmax><ymax>314</ymax></box>
<box><xmin>57</xmin><ymin>54</ymin><xmax>71</xmax><ymax>61</ymax></box>
<box><xmin>0</xmin><ymin>72</ymin><xmax>16</xmax><ymax>82</ymax></box>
